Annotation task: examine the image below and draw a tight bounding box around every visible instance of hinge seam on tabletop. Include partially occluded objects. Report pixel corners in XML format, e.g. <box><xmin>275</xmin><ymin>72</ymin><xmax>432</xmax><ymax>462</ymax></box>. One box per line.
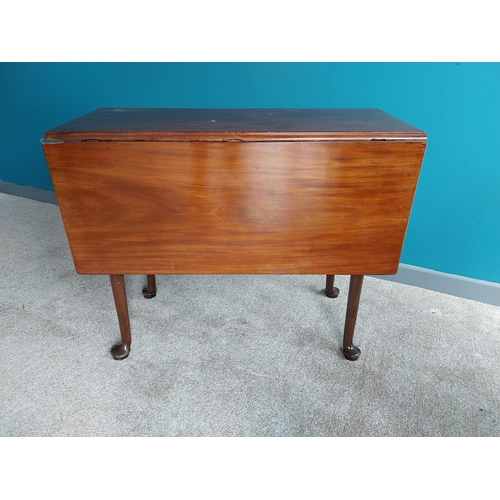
<box><xmin>42</xmin><ymin>139</ymin><xmax>85</xmax><ymax>144</ymax></box>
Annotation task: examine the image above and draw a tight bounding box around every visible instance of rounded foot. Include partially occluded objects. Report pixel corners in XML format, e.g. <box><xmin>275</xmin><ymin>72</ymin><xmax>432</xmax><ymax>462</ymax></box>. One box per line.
<box><xmin>343</xmin><ymin>345</ymin><xmax>361</xmax><ymax>361</ymax></box>
<box><xmin>142</xmin><ymin>288</ymin><xmax>157</xmax><ymax>299</ymax></box>
<box><xmin>111</xmin><ymin>343</ymin><xmax>130</xmax><ymax>360</ymax></box>
<box><xmin>325</xmin><ymin>287</ymin><xmax>339</xmax><ymax>298</ymax></box>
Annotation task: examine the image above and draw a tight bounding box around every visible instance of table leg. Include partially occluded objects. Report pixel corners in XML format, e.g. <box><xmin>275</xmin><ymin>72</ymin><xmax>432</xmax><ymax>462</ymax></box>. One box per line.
<box><xmin>343</xmin><ymin>275</ymin><xmax>364</xmax><ymax>361</ymax></box>
<box><xmin>110</xmin><ymin>274</ymin><xmax>131</xmax><ymax>360</ymax></box>
<box><xmin>142</xmin><ymin>274</ymin><xmax>157</xmax><ymax>298</ymax></box>
<box><xmin>325</xmin><ymin>274</ymin><xmax>339</xmax><ymax>298</ymax></box>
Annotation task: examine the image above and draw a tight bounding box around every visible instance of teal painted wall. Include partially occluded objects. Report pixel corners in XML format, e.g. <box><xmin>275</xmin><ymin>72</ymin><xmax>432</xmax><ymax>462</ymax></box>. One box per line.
<box><xmin>1</xmin><ymin>63</ymin><xmax>499</xmax><ymax>283</ymax></box>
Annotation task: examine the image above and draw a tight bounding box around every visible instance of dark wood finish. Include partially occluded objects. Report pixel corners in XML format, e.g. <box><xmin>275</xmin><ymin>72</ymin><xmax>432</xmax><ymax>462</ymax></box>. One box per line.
<box><xmin>42</xmin><ymin>108</ymin><xmax>427</xmax><ymax>361</ymax></box>
<box><xmin>325</xmin><ymin>275</ymin><xmax>339</xmax><ymax>298</ymax></box>
<box><xmin>45</xmin><ymin>108</ymin><xmax>426</xmax><ymax>142</ymax></box>
<box><xmin>343</xmin><ymin>275</ymin><xmax>364</xmax><ymax>361</ymax></box>
<box><xmin>142</xmin><ymin>274</ymin><xmax>157</xmax><ymax>299</ymax></box>
<box><xmin>109</xmin><ymin>274</ymin><xmax>131</xmax><ymax>360</ymax></box>
<box><xmin>43</xmin><ymin>140</ymin><xmax>425</xmax><ymax>275</ymax></box>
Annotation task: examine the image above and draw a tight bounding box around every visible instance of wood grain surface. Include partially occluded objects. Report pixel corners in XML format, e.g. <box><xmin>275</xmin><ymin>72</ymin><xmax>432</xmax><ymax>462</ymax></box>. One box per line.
<box><xmin>43</xmin><ymin>140</ymin><xmax>426</xmax><ymax>275</ymax></box>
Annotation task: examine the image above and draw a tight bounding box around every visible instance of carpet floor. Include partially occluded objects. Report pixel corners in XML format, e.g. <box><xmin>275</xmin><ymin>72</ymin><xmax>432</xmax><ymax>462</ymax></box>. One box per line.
<box><xmin>1</xmin><ymin>192</ymin><xmax>499</xmax><ymax>436</ymax></box>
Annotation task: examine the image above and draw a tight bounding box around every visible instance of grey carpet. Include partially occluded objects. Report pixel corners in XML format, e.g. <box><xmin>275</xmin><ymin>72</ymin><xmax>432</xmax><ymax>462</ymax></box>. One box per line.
<box><xmin>1</xmin><ymin>192</ymin><xmax>499</xmax><ymax>436</ymax></box>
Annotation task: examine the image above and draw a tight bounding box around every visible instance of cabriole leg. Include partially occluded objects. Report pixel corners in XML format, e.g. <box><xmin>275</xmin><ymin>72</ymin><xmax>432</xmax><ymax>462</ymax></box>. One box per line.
<box><xmin>110</xmin><ymin>274</ymin><xmax>131</xmax><ymax>360</ymax></box>
<box><xmin>142</xmin><ymin>274</ymin><xmax>157</xmax><ymax>299</ymax></box>
<box><xmin>343</xmin><ymin>275</ymin><xmax>364</xmax><ymax>361</ymax></box>
<box><xmin>325</xmin><ymin>274</ymin><xmax>339</xmax><ymax>298</ymax></box>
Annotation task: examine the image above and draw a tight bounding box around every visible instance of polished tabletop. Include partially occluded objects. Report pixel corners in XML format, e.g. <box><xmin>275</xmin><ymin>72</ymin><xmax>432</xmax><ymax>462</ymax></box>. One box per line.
<box><xmin>45</xmin><ymin>108</ymin><xmax>426</xmax><ymax>142</ymax></box>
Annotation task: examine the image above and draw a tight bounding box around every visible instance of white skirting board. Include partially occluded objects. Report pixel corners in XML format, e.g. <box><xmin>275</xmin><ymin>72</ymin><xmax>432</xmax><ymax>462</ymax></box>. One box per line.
<box><xmin>2</xmin><ymin>181</ymin><xmax>499</xmax><ymax>306</ymax></box>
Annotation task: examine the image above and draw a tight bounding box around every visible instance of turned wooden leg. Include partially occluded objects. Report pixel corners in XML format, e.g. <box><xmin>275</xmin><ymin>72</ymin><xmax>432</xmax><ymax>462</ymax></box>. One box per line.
<box><xmin>325</xmin><ymin>274</ymin><xmax>339</xmax><ymax>298</ymax></box>
<box><xmin>343</xmin><ymin>275</ymin><xmax>364</xmax><ymax>361</ymax></box>
<box><xmin>142</xmin><ymin>274</ymin><xmax>157</xmax><ymax>299</ymax></box>
<box><xmin>110</xmin><ymin>274</ymin><xmax>131</xmax><ymax>360</ymax></box>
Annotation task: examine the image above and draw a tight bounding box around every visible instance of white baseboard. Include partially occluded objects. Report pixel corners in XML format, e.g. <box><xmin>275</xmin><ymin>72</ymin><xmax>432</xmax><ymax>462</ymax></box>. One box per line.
<box><xmin>2</xmin><ymin>181</ymin><xmax>498</xmax><ymax>306</ymax></box>
<box><xmin>373</xmin><ymin>264</ymin><xmax>500</xmax><ymax>306</ymax></box>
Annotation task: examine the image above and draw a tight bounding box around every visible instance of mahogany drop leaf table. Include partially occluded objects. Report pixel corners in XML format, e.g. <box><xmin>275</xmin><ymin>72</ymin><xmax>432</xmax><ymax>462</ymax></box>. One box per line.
<box><xmin>43</xmin><ymin>108</ymin><xmax>426</xmax><ymax>361</ymax></box>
